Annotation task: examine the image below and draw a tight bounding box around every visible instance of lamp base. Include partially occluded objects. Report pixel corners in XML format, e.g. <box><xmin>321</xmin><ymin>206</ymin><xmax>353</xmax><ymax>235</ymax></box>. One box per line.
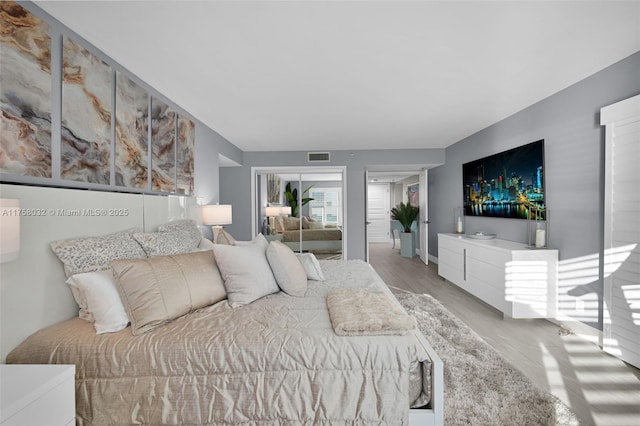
<box><xmin>211</xmin><ymin>226</ymin><xmax>224</xmax><ymax>242</ymax></box>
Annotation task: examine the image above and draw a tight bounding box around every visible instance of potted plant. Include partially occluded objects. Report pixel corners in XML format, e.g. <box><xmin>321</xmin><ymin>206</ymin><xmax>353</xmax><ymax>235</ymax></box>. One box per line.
<box><xmin>391</xmin><ymin>202</ymin><xmax>419</xmax><ymax>258</ymax></box>
<box><xmin>284</xmin><ymin>182</ymin><xmax>314</xmax><ymax>217</ymax></box>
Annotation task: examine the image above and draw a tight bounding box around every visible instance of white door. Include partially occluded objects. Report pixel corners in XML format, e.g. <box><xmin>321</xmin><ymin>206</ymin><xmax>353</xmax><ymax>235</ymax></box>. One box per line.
<box><xmin>367</xmin><ymin>183</ymin><xmax>390</xmax><ymax>244</ymax></box>
<box><xmin>601</xmin><ymin>95</ymin><xmax>640</xmax><ymax>368</ymax></box>
<box><xmin>419</xmin><ymin>170</ymin><xmax>429</xmax><ymax>264</ymax></box>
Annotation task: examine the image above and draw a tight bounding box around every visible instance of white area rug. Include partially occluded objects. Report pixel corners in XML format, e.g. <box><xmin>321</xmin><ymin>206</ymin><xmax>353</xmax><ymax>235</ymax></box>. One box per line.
<box><xmin>392</xmin><ymin>288</ymin><xmax>583</xmax><ymax>426</ymax></box>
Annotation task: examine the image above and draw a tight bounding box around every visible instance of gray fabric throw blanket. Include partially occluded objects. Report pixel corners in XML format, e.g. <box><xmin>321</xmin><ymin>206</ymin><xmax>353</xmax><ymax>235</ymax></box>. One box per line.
<box><xmin>327</xmin><ymin>288</ymin><xmax>417</xmax><ymax>336</ymax></box>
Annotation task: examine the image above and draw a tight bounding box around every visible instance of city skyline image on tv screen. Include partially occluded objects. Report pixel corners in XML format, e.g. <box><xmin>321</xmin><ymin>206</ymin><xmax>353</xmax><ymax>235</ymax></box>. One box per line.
<box><xmin>463</xmin><ymin>140</ymin><xmax>544</xmax><ymax>219</ymax></box>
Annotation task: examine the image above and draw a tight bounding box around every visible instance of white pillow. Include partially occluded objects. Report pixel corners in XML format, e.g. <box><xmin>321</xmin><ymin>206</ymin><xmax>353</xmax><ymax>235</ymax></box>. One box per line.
<box><xmin>67</xmin><ymin>270</ymin><xmax>129</xmax><ymax>334</ymax></box>
<box><xmin>234</xmin><ymin>233</ymin><xmax>269</xmax><ymax>250</ymax></box>
<box><xmin>295</xmin><ymin>253</ymin><xmax>326</xmax><ymax>281</ymax></box>
<box><xmin>266</xmin><ymin>241</ymin><xmax>308</xmax><ymax>297</ymax></box>
<box><xmin>213</xmin><ymin>241</ymin><xmax>279</xmax><ymax>308</ymax></box>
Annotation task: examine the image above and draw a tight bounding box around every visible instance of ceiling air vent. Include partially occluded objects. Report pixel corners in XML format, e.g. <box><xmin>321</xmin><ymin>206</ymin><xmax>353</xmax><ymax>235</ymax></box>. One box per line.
<box><xmin>307</xmin><ymin>152</ymin><xmax>330</xmax><ymax>162</ymax></box>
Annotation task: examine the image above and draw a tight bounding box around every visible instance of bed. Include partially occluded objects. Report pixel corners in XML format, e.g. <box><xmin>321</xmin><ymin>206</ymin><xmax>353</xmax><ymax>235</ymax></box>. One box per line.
<box><xmin>6</xmin><ymin>258</ymin><xmax>440</xmax><ymax>424</ymax></box>
<box><xmin>1</xmin><ymin>184</ymin><xmax>442</xmax><ymax>425</ymax></box>
<box><xmin>277</xmin><ymin>216</ymin><xmax>343</xmax><ymax>253</ymax></box>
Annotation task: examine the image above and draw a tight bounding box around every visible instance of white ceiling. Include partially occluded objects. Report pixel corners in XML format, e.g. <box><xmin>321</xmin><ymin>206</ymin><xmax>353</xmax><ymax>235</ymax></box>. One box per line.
<box><xmin>36</xmin><ymin>1</ymin><xmax>640</xmax><ymax>152</ymax></box>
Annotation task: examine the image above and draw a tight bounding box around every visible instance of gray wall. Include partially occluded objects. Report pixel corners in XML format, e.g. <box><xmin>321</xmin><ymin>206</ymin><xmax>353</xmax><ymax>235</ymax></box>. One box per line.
<box><xmin>220</xmin><ymin>149</ymin><xmax>445</xmax><ymax>260</ymax></box>
<box><xmin>5</xmin><ymin>2</ymin><xmax>238</xmax><ymax>209</ymax></box>
<box><xmin>428</xmin><ymin>51</ymin><xmax>640</xmax><ymax>330</ymax></box>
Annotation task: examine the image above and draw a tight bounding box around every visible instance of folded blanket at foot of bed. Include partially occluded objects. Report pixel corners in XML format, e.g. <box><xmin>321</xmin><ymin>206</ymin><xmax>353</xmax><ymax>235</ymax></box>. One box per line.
<box><xmin>327</xmin><ymin>288</ymin><xmax>417</xmax><ymax>336</ymax></box>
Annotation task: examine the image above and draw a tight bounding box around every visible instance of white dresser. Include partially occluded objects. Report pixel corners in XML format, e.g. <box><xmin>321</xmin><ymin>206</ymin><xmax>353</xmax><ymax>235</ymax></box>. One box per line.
<box><xmin>0</xmin><ymin>364</ymin><xmax>75</xmax><ymax>426</ymax></box>
<box><xmin>438</xmin><ymin>233</ymin><xmax>558</xmax><ymax>318</ymax></box>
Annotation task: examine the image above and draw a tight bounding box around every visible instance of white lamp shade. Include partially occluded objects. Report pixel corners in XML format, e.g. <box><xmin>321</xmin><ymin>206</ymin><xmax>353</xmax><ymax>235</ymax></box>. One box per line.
<box><xmin>202</xmin><ymin>204</ymin><xmax>232</xmax><ymax>226</ymax></box>
<box><xmin>265</xmin><ymin>206</ymin><xmax>280</xmax><ymax>217</ymax></box>
<box><xmin>265</xmin><ymin>206</ymin><xmax>292</xmax><ymax>217</ymax></box>
<box><xmin>280</xmin><ymin>206</ymin><xmax>292</xmax><ymax>216</ymax></box>
<box><xmin>0</xmin><ymin>198</ymin><xmax>20</xmax><ymax>263</ymax></box>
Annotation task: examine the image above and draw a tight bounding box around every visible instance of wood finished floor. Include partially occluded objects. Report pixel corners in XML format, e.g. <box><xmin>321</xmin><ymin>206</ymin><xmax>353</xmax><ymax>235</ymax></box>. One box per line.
<box><xmin>368</xmin><ymin>242</ymin><xmax>640</xmax><ymax>426</ymax></box>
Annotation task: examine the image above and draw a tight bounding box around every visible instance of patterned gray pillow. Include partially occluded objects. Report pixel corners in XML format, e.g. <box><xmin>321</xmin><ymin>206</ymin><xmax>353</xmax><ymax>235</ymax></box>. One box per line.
<box><xmin>51</xmin><ymin>228</ymin><xmax>146</xmax><ymax>277</ymax></box>
<box><xmin>133</xmin><ymin>229</ymin><xmax>201</xmax><ymax>257</ymax></box>
<box><xmin>157</xmin><ymin>219</ymin><xmax>202</xmax><ymax>241</ymax></box>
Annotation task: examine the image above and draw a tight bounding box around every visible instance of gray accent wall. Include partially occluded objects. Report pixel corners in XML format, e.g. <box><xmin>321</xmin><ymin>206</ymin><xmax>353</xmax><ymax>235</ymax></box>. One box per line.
<box><xmin>220</xmin><ymin>149</ymin><xmax>445</xmax><ymax>260</ymax></box>
<box><xmin>428</xmin><ymin>51</ymin><xmax>640</xmax><ymax>330</ymax></box>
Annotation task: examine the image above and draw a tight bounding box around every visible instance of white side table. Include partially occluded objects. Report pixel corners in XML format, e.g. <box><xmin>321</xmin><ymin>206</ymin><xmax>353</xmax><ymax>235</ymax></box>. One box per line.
<box><xmin>1</xmin><ymin>364</ymin><xmax>75</xmax><ymax>426</ymax></box>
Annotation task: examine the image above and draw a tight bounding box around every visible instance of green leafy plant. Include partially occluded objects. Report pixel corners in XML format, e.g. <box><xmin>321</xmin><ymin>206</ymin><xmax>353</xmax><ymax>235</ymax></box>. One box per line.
<box><xmin>391</xmin><ymin>202</ymin><xmax>420</xmax><ymax>233</ymax></box>
<box><xmin>284</xmin><ymin>182</ymin><xmax>314</xmax><ymax>217</ymax></box>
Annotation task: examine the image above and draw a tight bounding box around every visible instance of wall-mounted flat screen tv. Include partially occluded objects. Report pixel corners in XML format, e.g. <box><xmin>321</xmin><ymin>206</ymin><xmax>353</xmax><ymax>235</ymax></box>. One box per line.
<box><xmin>463</xmin><ymin>139</ymin><xmax>544</xmax><ymax>219</ymax></box>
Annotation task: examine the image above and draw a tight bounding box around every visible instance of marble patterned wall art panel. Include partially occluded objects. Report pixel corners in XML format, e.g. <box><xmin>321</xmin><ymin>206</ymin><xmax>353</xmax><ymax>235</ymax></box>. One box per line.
<box><xmin>150</xmin><ymin>97</ymin><xmax>175</xmax><ymax>193</ymax></box>
<box><xmin>61</xmin><ymin>35</ymin><xmax>112</xmax><ymax>184</ymax></box>
<box><xmin>176</xmin><ymin>115</ymin><xmax>195</xmax><ymax>195</ymax></box>
<box><xmin>0</xmin><ymin>1</ymin><xmax>52</xmax><ymax>178</ymax></box>
<box><xmin>115</xmin><ymin>71</ymin><xmax>149</xmax><ymax>189</ymax></box>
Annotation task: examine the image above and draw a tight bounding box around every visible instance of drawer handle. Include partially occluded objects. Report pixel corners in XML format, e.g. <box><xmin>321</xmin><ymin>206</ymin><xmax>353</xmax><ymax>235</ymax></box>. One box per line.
<box><xmin>463</xmin><ymin>248</ymin><xmax>467</xmax><ymax>281</ymax></box>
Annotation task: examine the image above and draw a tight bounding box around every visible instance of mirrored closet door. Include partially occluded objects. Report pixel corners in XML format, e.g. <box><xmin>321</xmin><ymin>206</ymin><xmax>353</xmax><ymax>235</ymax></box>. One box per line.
<box><xmin>253</xmin><ymin>168</ymin><xmax>345</xmax><ymax>260</ymax></box>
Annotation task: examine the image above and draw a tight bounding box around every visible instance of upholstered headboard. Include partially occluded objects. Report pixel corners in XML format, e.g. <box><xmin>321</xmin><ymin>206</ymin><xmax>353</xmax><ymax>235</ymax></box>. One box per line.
<box><xmin>0</xmin><ymin>184</ymin><xmax>199</xmax><ymax>361</ymax></box>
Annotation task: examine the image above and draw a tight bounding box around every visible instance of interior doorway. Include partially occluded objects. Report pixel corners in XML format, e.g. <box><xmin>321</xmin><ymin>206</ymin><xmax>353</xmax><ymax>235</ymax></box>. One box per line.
<box><xmin>366</xmin><ymin>168</ymin><xmax>429</xmax><ymax>265</ymax></box>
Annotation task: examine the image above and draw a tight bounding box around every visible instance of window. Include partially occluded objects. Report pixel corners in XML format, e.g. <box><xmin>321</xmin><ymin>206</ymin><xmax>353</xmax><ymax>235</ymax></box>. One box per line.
<box><xmin>309</xmin><ymin>188</ymin><xmax>341</xmax><ymax>225</ymax></box>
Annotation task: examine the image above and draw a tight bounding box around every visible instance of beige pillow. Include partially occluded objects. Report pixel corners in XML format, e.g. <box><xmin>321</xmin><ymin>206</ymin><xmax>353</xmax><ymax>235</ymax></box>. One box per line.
<box><xmin>266</xmin><ymin>241</ymin><xmax>308</xmax><ymax>297</ymax></box>
<box><xmin>215</xmin><ymin>229</ymin><xmax>236</xmax><ymax>245</ymax></box>
<box><xmin>212</xmin><ymin>241</ymin><xmax>279</xmax><ymax>308</ymax></box>
<box><xmin>111</xmin><ymin>251</ymin><xmax>226</xmax><ymax>335</ymax></box>
<box><xmin>282</xmin><ymin>216</ymin><xmax>300</xmax><ymax>231</ymax></box>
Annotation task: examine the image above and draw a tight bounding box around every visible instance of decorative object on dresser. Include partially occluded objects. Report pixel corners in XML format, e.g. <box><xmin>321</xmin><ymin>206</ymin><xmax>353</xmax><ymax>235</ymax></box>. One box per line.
<box><xmin>0</xmin><ymin>198</ymin><xmax>20</xmax><ymax>263</ymax></box>
<box><xmin>202</xmin><ymin>204</ymin><xmax>233</xmax><ymax>241</ymax></box>
<box><xmin>527</xmin><ymin>204</ymin><xmax>549</xmax><ymax>249</ymax></box>
<box><xmin>453</xmin><ymin>206</ymin><xmax>465</xmax><ymax>234</ymax></box>
<box><xmin>391</xmin><ymin>202</ymin><xmax>420</xmax><ymax>258</ymax></box>
<box><xmin>0</xmin><ymin>364</ymin><xmax>76</xmax><ymax>426</ymax></box>
<box><xmin>438</xmin><ymin>233</ymin><xmax>558</xmax><ymax>318</ymax></box>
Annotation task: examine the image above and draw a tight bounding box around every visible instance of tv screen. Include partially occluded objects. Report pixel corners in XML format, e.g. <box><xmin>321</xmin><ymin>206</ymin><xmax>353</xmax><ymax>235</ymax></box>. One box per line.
<box><xmin>463</xmin><ymin>140</ymin><xmax>544</xmax><ymax>219</ymax></box>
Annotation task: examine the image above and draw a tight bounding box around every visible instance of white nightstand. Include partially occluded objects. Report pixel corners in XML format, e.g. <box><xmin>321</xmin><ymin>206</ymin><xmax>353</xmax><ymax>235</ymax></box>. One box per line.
<box><xmin>1</xmin><ymin>364</ymin><xmax>75</xmax><ymax>426</ymax></box>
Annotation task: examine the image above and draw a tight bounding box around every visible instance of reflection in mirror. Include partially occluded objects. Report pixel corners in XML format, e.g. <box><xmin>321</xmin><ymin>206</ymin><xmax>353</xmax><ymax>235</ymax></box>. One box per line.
<box><xmin>254</xmin><ymin>169</ymin><xmax>344</xmax><ymax>259</ymax></box>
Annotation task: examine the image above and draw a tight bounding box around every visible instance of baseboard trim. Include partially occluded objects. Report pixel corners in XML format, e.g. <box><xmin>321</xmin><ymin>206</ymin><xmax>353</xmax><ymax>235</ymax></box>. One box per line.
<box><xmin>429</xmin><ymin>255</ymin><xmax>438</xmax><ymax>264</ymax></box>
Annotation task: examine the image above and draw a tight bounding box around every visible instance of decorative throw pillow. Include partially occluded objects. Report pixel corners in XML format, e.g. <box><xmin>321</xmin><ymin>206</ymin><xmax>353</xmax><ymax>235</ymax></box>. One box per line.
<box><xmin>215</xmin><ymin>229</ymin><xmax>236</xmax><ymax>245</ymax></box>
<box><xmin>234</xmin><ymin>233</ymin><xmax>269</xmax><ymax>250</ymax></box>
<box><xmin>282</xmin><ymin>216</ymin><xmax>300</xmax><ymax>231</ymax></box>
<box><xmin>266</xmin><ymin>241</ymin><xmax>308</xmax><ymax>297</ymax></box>
<box><xmin>198</xmin><ymin>237</ymin><xmax>215</xmax><ymax>250</ymax></box>
<box><xmin>65</xmin><ymin>276</ymin><xmax>93</xmax><ymax>322</ymax></box>
<box><xmin>51</xmin><ymin>228</ymin><xmax>146</xmax><ymax>277</ymax></box>
<box><xmin>308</xmin><ymin>221</ymin><xmax>324</xmax><ymax>230</ymax></box>
<box><xmin>295</xmin><ymin>253</ymin><xmax>326</xmax><ymax>281</ymax></box>
<box><xmin>111</xmin><ymin>250</ymin><xmax>226</xmax><ymax>335</ymax></box>
<box><xmin>133</xmin><ymin>229</ymin><xmax>202</xmax><ymax>257</ymax></box>
<box><xmin>212</xmin><ymin>241</ymin><xmax>279</xmax><ymax>308</ymax></box>
<box><xmin>66</xmin><ymin>270</ymin><xmax>130</xmax><ymax>334</ymax></box>
<box><xmin>158</xmin><ymin>219</ymin><xmax>203</xmax><ymax>243</ymax></box>
<box><xmin>274</xmin><ymin>217</ymin><xmax>285</xmax><ymax>233</ymax></box>
<box><xmin>302</xmin><ymin>216</ymin><xmax>318</xmax><ymax>229</ymax></box>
